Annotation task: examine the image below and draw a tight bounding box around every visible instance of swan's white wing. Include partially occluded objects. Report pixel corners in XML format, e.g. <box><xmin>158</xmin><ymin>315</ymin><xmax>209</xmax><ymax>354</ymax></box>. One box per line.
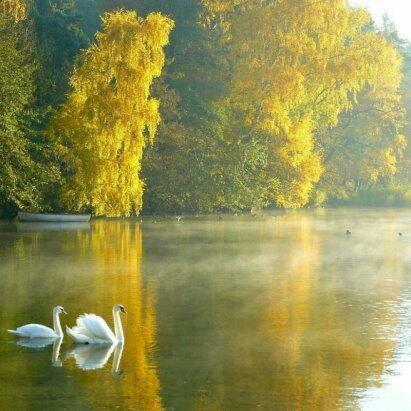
<box><xmin>70</xmin><ymin>322</ymin><xmax>95</xmax><ymax>339</ymax></box>
<box><xmin>76</xmin><ymin>314</ymin><xmax>116</xmax><ymax>343</ymax></box>
<box><xmin>9</xmin><ymin>324</ymin><xmax>57</xmax><ymax>338</ymax></box>
<box><xmin>66</xmin><ymin>326</ymin><xmax>93</xmax><ymax>344</ymax></box>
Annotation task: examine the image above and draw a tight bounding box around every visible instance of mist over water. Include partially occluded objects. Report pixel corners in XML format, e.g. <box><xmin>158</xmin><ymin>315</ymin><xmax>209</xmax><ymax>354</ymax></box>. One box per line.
<box><xmin>0</xmin><ymin>208</ymin><xmax>410</xmax><ymax>410</ymax></box>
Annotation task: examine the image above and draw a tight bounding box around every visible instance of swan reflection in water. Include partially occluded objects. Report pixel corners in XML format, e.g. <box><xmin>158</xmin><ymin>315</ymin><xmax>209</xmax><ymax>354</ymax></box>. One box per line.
<box><xmin>64</xmin><ymin>342</ymin><xmax>124</xmax><ymax>375</ymax></box>
<box><xmin>14</xmin><ymin>338</ymin><xmax>123</xmax><ymax>374</ymax></box>
<box><xmin>15</xmin><ymin>337</ymin><xmax>63</xmax><ymax>367</ymax></box>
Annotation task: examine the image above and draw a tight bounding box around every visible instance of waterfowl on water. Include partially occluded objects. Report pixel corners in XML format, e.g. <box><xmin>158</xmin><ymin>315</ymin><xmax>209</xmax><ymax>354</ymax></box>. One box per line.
<box><xmin>66</xmin><ymin>304</ymin><xmax>126</xmax><ymax>345</ymax></box>
<box><xmin>346</xmin><ymin>230</ymin><xmax>352</xmax><ymax>235</ymax></box>
<box><xmin>8</xmin><ymin>306</ymin><xmax>66</xmax><ymax>338</ymax></box>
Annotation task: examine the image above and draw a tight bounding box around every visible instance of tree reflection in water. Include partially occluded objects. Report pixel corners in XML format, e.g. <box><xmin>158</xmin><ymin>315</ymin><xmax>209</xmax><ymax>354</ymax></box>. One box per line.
<box><xmin>0</xmin><ymin>220</ymin><xmax>163</xmax><ymax>410</ymax></box>
<box><xmin>0</xmin><ymin>211</ymin><xmax>409</xmax><ymax>410</ymax></box>
<box><xmin>146</xmin><ymin>212</ymin><xmax>406</xmax><ymax>410</ymax></box>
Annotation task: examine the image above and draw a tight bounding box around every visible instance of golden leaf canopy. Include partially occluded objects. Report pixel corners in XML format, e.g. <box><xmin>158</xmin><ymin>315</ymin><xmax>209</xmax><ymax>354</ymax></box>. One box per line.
<box><xmin>49</xmin><ymin>10</ymin><xmax>174</xmax><ymax>216</ymax></box>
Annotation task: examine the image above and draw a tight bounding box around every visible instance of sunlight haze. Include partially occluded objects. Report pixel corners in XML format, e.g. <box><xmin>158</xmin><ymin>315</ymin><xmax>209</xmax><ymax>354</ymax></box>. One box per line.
<box><xmin>351</xmin><ymin>0</ymin><xmax>411</xmax><ymax>40</ymax></box>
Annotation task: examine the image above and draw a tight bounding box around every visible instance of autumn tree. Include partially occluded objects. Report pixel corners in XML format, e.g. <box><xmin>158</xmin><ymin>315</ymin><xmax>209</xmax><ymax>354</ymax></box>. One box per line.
<box><xmin>1</xmin><ymin>0</ymin><xmax>408</xmax><ymax>215</ymax></box>
<box><xmin>201</xmin><ymin>0</ymin><xmax>405</xmax><ymax>208</ymax></box>
<box><xmin>91</xmin><ymin>1</ymin><xmax>232</xmax><ymax>213</ymax></box>
<box><xmin>140</xmin><ymin>0</ymin><xmax>407</xmax><ymax>212</ymax></box>
<box><xmin>48</xmin><ymin>10</ymin><xmax>173</xmax><ymax>216</ymax></box>
<box><xmin>317</xmin><ymin>16</ymin><xmax>408</xmax><ymax>203</ymax></box>
<box><xmin>317</xmin><ymin>50</ymin><xmax>405</xmax><ymax>201</ymax></box>
<box><xmin>1</xmin><ymin>0</ymin><xmax>26</xmax><ymax>21</ymax></box>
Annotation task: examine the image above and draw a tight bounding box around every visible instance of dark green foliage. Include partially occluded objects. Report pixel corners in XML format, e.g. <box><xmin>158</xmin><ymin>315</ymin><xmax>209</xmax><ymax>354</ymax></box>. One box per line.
<box><xmin>0</xmin><ymin>1</ymin><xmax>91</xmax><ymax>217</ymax></box>
<box><xmin>143</xmin><ymin>88</ymin><xmax>271</xmax><ymax>213</ymax></box>
<box><xmin>29</xmin><ymin>0</ymin><xmax>89</xmax><ymax>112</ymax></box>
<box><xmin>0</xmin><ymin>13</ymin><xmax>58</xmax><ymax>217</ymax></box>
<box><xmin>135</xmin><ymin>0</ymin><xmax>252</xmax><ymax>212</ymax></box>
<box><xmin>329</xmin><ymin>184</ymin><xmax>411</xmax><ymax>207</ymax></box>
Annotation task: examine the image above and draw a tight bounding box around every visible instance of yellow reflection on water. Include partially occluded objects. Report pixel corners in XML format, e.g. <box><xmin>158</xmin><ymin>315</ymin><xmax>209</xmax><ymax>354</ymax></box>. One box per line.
<box><xmin>72</xmin><ymin>221</ymin><xmax>163</xmax><ymax>411</ymax></box>
<box><xmin>0</xmin><ymin>221</ymin><xmax>163</xmax><ymax>411</ymax></box>
<box><xmin>187</xmin><ymin>213</ymin><xmax>405</xmax><ymax>410</ymax></box>
<box><xmin>0</xmin><ymin>211</ymin><xmax>409</xmax><ymax>410</ymax></box>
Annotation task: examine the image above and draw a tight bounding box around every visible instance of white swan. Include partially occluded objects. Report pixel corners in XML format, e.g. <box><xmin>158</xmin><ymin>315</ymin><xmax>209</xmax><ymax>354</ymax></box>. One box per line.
<box><xmin>66</xmin><ymin>304</ymin><xmax>126</xmax><ymax>344</ymax></box>
<box><xmin>8</xmin><ymin>306</ymin><xmax>66</xmax><ymax>338</ymax></box>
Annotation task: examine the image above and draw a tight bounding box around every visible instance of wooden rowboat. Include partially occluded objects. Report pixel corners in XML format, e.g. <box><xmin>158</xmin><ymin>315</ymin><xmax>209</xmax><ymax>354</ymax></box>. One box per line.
<box><xmin>18</xmin><ymin>211</ymin><xmax>91</xmax><ymax>223</ymax></box>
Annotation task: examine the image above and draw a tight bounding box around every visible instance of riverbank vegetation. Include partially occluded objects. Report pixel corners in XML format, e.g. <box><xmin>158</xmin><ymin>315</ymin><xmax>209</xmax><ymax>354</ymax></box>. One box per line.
<box><xmin>0</xmin><ymin>0</ymin><xmax>410</xmax><ymax>217</ymax></box>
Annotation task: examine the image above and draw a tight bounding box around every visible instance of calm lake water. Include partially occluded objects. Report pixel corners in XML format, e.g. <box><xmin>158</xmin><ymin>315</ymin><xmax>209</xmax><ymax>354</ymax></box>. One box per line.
<box><xmin>0</xmin><ymin>209</ymin><xmax>410</xmax><ymax>410</ymax></box>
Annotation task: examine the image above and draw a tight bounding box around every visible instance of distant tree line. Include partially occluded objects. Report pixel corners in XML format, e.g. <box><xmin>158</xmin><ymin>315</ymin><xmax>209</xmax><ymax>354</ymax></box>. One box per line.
<box><xmin>0</xmin><ymin>0</ymin><xmax>409</xmax><ymax>217</ymax></box>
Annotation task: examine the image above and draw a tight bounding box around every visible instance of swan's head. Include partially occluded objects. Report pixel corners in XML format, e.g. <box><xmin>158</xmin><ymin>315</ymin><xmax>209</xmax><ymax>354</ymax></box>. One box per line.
<box><xmin>113</xmin><ymin>304</ymin><xmax>126</xmax><ymax>314</ymax></box>
<box><xmin>53</xmin><ymin>306</ymin><xmax>67</xmax><ymax>315</ymax></box>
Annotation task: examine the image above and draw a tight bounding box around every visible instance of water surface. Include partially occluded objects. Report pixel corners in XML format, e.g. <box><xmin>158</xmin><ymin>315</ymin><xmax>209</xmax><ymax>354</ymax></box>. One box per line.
<box><xmin>0</xmin><ymin>209</ymin><xmax>410</xmax><ymax>410</ymax></box>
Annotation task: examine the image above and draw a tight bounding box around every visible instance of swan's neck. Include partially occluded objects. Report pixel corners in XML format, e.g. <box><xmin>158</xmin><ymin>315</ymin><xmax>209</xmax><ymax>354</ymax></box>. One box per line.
<box><xmin>53</xmin><ymin>311</ymin><xmax>63</xmax><ymax>337</ymax></box>
<box><xmin>113</xmin><ymin>309</ymin><xmax>124</xmax><ymax>342</ymax></box>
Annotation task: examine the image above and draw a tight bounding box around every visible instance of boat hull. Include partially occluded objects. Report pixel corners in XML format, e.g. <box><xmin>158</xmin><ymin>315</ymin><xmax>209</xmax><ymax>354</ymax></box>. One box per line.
<box><xmin>18</xmin><ymin>212</ymin><xmax>91</xmax><ymax>223</ymax></box>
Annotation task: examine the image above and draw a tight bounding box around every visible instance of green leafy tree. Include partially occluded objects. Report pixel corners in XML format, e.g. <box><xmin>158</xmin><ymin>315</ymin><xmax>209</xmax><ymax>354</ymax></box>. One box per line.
<box><xmin>29</xmin><ymin>0</ymin><xmax>89</xmax><ymax>113</ymax></box>
<box><xmin>0</xmin><ymin>8</ymin><xmax>57</xmax><ymax>216</ymax></box>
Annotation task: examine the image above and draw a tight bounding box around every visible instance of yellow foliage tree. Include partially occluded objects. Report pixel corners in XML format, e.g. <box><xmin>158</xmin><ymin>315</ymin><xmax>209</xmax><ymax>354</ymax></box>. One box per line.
<box><xmin>318</xmin><ymin>43</ymin><xmax>405</xmax><ymax>200</ymax></box>
<box><xmin>202</xmin><ymin>0</ymin><xmax>404</xmax><ymax>208</ymax></box>
<box><xmin>0</xmin><ymin>0</ymin><xmax>26</xmax><ymax>21</ymax></box>
<box><xmin>49</xmin><ymin>10</ymin><xmax>173</xmax><ymax>216</ymax></box>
